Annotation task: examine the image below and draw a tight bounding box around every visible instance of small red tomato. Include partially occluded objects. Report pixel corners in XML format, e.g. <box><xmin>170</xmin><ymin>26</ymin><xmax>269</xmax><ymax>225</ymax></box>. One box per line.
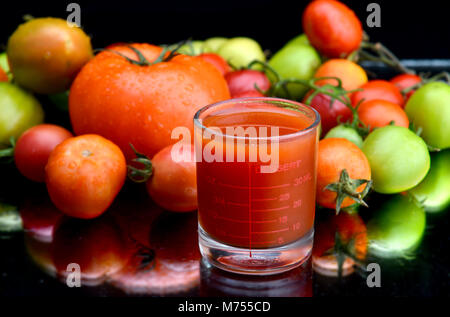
<box><xmin>46</xmin><ymin>134</ymin><xmax>127</xmax><ymax>219</ymax></box>
<box><xmin>232</xmin><ymin>90</ymin><xmax>265</xmax><ymax>98</ymax></box>
<box><xmin>390</xmin><ymin>73</ymin><xmax>422</xmax><ymax>103</ymax></box>
<box><xmin>14</xmin><ymin>124</ymin><xmax>73</xmax><ymax>182</ymax></box>
<box><xmin>351</xmin><ymin>80</ymin><xmax>404</xmax><ymax>107</ymax></box>
<box><xmin>225</xmin><ymin>69</ymin><xmax>270</xmax><ymax>98</ymax></box>
<box><xmin>147</xmin><ymin>143</ymin><xmax>197</xmax><ymax>212</ymax></box>
<box><xmin>302</xmin><ymin>0</ymin><xmax>362</xmax><ymax>58</ymax></box>
<box><xmin>303</xmin><ymin>91</ymin><xmax>352</xmax><ymax>135</ymax></box>
<box><xmin>198</xmin><ymin>53</ymin><xmax>231</xmax><ymax>76</ymax></box>
<box><xmin>0</xmin><ymin>67</ymin><xmax>8</xmax><ymax>82</ymax></box>
<box><xmin>357</xmin><ymin>99</ymin><xmax>409</xmax><ymax>131</ymax></box>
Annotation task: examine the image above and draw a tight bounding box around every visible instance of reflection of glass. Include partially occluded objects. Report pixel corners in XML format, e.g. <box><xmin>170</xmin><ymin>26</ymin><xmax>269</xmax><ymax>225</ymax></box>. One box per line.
<box><xmin>194</xmin><ymin>97</ymin><xmax>320</xmax><ymax>275</ymax></box>
<box><xmin>200</xmin><ymin>258</ymin><xmax>312</xmax><ymax>297</ymax></box>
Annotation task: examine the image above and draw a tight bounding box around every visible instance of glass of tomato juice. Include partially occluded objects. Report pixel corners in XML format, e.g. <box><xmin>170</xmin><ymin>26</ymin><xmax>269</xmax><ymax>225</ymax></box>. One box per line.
<box><xmin>194</xmin><ymin>97</ymin><xmax>320</xmax><ymax>275</ymax></box>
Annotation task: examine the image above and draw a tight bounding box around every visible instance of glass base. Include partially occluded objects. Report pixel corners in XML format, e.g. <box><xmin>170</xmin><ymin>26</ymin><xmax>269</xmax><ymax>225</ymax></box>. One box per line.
<box><xmin>198</xmin><ymin>225</ymin><xmax>314</xmax><ymax>276</ymax></box>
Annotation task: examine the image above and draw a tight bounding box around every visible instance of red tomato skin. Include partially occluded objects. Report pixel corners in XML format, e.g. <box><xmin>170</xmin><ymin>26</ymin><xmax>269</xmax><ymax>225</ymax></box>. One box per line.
<box><xmin>198</xmin><ymin>53</ymin><xmax>231</xmax><ymax>76</ymax></box>
<box><xmin>304</xmin><ymin>92</ymin><xmax>352</xmax><ymax>135</ymax></box>
<box><xmin>390</xmin><ymin>74</ymin><xmax>421</xmax><ymax>91</ymax></box>
<box><xmin>147</xmin><ymin>144</ymin><xmax>197</xmax><ymax>212</ymax></box>
<box><xmin>302</xmin><ymin>0</ymin><xmax>362</xmax><ymax>58</ymax></box>
<box><xmin>357</xmin><ymin>99</ymin><xmax>409</xmax><ymax>131</ymax></box>
<box><xmin>0</xmin><ymin>68</ymin><xmax>8</xmax><ymax>82</ymax></box>
<box><xmin>232</xmin><ymin>90</ymin><xmax>265</xmax><ymax>98</ymax></box>
<box><xmin>225</xmin><ymin>69</ymin><xmax>270</xmax><ymax>97</ymax></box>
<box><xmin>14</xmin><ymin>124</ymin><xmax>73</xmax><ymax>182</ymax></box>
<box><xmin>351</xmin><ymin>80</ymin><xmax>404</xmax><ymax>107</ymax></box>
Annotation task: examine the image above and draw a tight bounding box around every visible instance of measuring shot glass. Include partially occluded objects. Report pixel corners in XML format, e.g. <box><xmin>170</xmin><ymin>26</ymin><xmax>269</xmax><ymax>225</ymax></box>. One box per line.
<box><xmin>194</xmin><ymin>97</ymin><xmax>320</xmax><ymax>275</ymax></box>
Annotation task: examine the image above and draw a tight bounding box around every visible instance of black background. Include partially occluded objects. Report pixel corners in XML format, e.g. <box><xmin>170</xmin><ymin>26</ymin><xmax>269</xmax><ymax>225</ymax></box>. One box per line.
<box><xmin>0</xmin><ymin>0</ymin><xmax>449</xmax><ymax>59</ymax></box>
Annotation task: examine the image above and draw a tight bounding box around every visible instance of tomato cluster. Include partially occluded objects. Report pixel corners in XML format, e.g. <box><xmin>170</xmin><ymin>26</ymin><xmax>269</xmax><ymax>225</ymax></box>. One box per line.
<box><xmin>0</xmin><ymin>0</ymin><xmax>449</xmax><ymax>281</ymax></box>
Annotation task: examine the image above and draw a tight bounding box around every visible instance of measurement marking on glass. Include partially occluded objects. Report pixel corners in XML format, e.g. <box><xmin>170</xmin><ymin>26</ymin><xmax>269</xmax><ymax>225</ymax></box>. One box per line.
<box><xmin>215</xmin><ymin>182</ymin><xmax>291</xmax><ymax>190</ymax></box>
<box><xmin>251</xmin><ymin>197</ymin><xmax>277</xmax><ymax>202</ymax></box>
<box><xmin>227</xmin><ymin>201</ymin><xmax>249</xmax><ymax>207</ymax></box>
<box><xmin>252</xmin><ymin>227</ymin><xmax>290</xmax><ymax>234</ymax></box>
<box><xmin>251</xmin><ymin>205</ymin><xmax>291</xmax><ymax>212</ymax></box>
<box><xmin>213</xmin><ymin>215</ymin><xmax>277</xmax><ymax>224</ymax></box>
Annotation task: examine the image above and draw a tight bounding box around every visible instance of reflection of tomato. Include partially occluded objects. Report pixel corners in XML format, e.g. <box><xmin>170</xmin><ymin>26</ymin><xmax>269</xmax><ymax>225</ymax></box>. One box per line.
<box><xmin>313</xmin><ymin>212</ymin><xmax>367</xmax><ymax>276</ymax></box>
<box><xmin>14</xmin><ymin>124</ymin><xmax>73</xmax><ymax>182</ymax></box>
<box><xmin>110</xmin><ymin>211</ymin><xmax>200</xmax><ymax>295</ymax></box>
<box><xmin>303</xmin><ymin>0</ymin><xmax>362</xmax><ymax>58</ymax></box>
<box><xmin>69</xmin><ymin>43</ymin><xmax>230</xmax><ymax>160</ymax></box>
<box><xmin>25</xmin><ymin>234</ymin><xmax>56</xmax><ymax>277</ymax></box>
<box><xmin>52</xmin><ymin>215</ymin><xmax>129</xmax><ymax>286</ymax></box>
<box><xmin>20</xmin><ymin>193</ymin><xmax>63</xmax><ymax>242</ymax></box>
<box><xmin>46</xmin><ymin>134</ymin><xmax>127</xmax><ymax>219</ymax></box>
<box><xmin>351</xmin><ymin>80</ymin><xmax>404</xmax><ymax>107</ymax></box>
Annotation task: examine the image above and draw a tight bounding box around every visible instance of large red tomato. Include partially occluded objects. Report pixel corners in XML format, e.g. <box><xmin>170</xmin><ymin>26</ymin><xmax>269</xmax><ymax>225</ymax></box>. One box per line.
<box><xmin>69</xmin><ymin>43</ymin><xmax>230</xmax><ymax>160</ymax></box>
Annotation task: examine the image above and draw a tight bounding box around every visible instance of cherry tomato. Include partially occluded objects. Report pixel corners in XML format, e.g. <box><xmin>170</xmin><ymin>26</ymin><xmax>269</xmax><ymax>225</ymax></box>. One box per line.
<box><xmin>351</xmin><ymin>80</ymin><xmax>404</xmax><ymax>107</ymax></box>
<box><xmin>317</xmin><ymin>138</ymin><xmax>371</xmax><ymax>210</ymax></box>
<box><xmin>302</xmin><ymin>0</ymin><xmax>362</xmax><ymax>58</ymax></box>
<box><xmin>313</xmin><ymin>212</ymin><xmax>367</xmax><ymax>276</ymax></box>
<box><xmin>284</xmin><ymin>34</ymin><xmax>310</xmax><ymax>48</ymax></box>
<box><xmin>7</xmin><ymin>17</ymin><xmax>93</xmax><ymax>94</ymax></box>
<box><xmin>198</xmin><ymin>53</ymin><xmax>231</xmax><ymax>76</ymax></box>
<box><xmin>0</xmin><ymin>82</ymin><xmax>44</xmax><ymax>145</ymax></box>
<box><xmin>390</xmin><ymin>73</ymin><xmax>421</xmax><ymax>91</ymax></box>
<box><xmin>405</xmin><ymin>82</ymin><xmax>450</xmax><ymax>149</ymax></box>
<box><xmin>232</xmin><ymin>90</ymin><xmax>265</xmax><ymax>98</ymax></box>
<box><xmin>203</xmin><ymin>37</ymin><xmax>228</xmax><ymax>53</ymax></box>
<box><xmin>268</xmin><ymin>43</ymin><xmax>321</xmax><ymax>99</ymax></box>
<box><xmin>409</xmin><ymin>150</ymin><xmax>450</xmax><ymax>212</ymax></box>
<box><xmin>217</xmin><ymin>37</ymin><xmax>265</xmax><ymax>69</ymax></box>
<box><xmin>368</xmin><ymin>194</ymin><xmax>425</xmax><ymax>258</ymax></box>
<box><xmin>357</xmin><ymin>99</ymin><xmax>409</xmax><ymax>131</ymax></box>
<box><xmin>303</xmin><ymin>91</ymin><xmax>352</xmax><ymax>135</ymax></box>
<box><xmin>362</xmin><ymin>126</ymin><xmax>430</xmax><ymax>194</ymax></box>
<box><xmin>177</xmin><ymin>40</ymin><xmax>204</xmax><ymax>55</ymax></box>
<box><xmin>46</xmin><ymin>134</ymin><xmax>127</xmax><ymax>219</ymax></box>
<box><xmin>147</xmin><ymin>143</ymin><xmax>197</xmax><ymax>212</ymax></box>
<box><xmin>324</xmin><ymin>125</ymin><xmax>363</xmax><ymax>148</ymax></box>
<box><xmin>314</xmin><ymin>59</ymin><xmax>368</xmax><ymax>91</ymax></box>
<box><xmin>14</xmin><ymin>124</ymin><xmax>73</xmax><ymax>182</ymax></box>
<box><xmin>225</xmin><ymin>69</ymin><xmax>270</xmax><ymax>98</ymax></box>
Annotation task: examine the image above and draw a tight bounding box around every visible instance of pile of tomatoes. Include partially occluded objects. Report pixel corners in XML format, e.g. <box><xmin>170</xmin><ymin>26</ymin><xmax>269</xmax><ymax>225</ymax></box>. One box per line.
<box><xmin>1</xmin><ymin>0</ymin><xmax>449</xmax><ymax>278</ymax></box>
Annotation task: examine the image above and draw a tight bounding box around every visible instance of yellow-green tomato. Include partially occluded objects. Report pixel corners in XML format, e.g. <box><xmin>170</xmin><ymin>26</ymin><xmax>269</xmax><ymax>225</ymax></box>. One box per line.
<box><xmin>405</xmin><ymin>82</ymin><xmax>450</xmax><ymax>150</ymax></box>
<box><xmin>284</xmin><ymin>34</ymin><xmax>310</xmax><ymax>48</ymax></box>
<box><xmin>203</xmin><ymin>37</ymin><xmax>228</xmax><ymax>53</ymax></box>
<box><xmin>409</xmin><ymin>150</ymin><xmax>450</xmax><ymax>212</ymax></box>
<box><xmin>368</xmin><ymin>194</ymin><xmax>426</xmax><ymax>258</ymax></box>
<box><xmin>217</xmin><ymin>37</ymin><xmax>265</xmax><ymax>69</ymax></box>
<box><xmin>0</xmin><ymin>52</ymin><xmax>12</xmax><ymax>81</ymax></box>
<box><xmin>7</xmin><ymin>17</ymin><xmax>93</xmax><ymax>94</ymax></box>
<box><xmin>325</xmin><ymin>125</ymin><xmax>363</xmax><ymax>148</ymax></box>
<box><xmin>177</xmin><ymin>40</ymin><xmax>204</xmax><ymax>55</ymax></box>
<box><xmin>268</xmin><ymin>44</ymin><xmax>321</xmax><ymax>100</ymax></box>
<box><xmin>362</xmin><ymin>125</ymin><xmax>430</xmax><ymax>194</ymax></box>
<box><xmin>0</xmin><ymin>82</ymin><xmax>44</xmax><ymax>145</ymax></box>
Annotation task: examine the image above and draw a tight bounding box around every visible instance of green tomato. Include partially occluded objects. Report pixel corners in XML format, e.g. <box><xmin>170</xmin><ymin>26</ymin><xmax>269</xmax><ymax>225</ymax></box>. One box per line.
<box><xmin>405</xmin><ymin>82</ymin><xmax>450</xmax><ymax>149</ymax></box>
<box><xmin>284</xmin><ymin>34</ymin><xmax>310</xmax><ymax>48</ymax></box>
<box><xmin>217</xmin><ymin>37</ymin><xmax>265</xmax><ymax>69</ymax></box>
<box><xmin>362</xmin><ymin>125</ymin><xmax>430</xmax><ymax>194</ymax></box>
<box><xmin>368</xmin><ymin>194</ymin><xmax>426</xmax><ymax>258</ymax></box>
<box><xmin>203</xmin><ymin>37</ymin><xmax>228</xmax><ymax>53</ymax></box>
<box><xmin>0</xmin><ymin>82</ymin><xmax>44</xmax><ymax>146</ymax></box>
<box><xmin>268</xmin><ymin>44</ymin><xmax>321</xmax><ymax>100</ymax></box>
<box><xmin>409</xmin><ymin>150</ymin><xmax>450</xmax><ymax>212</ymax></box>
<box><xmin>325</xmin><ymin>125</ymin><xmax>363</xmax><ymax>148</ymax></box>
<box><xmin>0</xmin><ymin>52</ymin><xmax>12</xmax><ymax>80</ymax></box>
<box><xmin>177</xmin><ymin>40</ymin><xmax>204</xmax><ymax>55</ymax></box>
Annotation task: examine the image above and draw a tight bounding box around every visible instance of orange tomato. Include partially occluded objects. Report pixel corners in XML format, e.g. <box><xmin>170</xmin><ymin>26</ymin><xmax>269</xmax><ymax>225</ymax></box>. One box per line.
<box><xmin>45</xmin><ymin>134</ymin><xmax>127</xmax><ymax>219</ymax></box>
<box><xmin>390</xmin><ymin>73</ymin><xmax>422</xmax><ymax>102</ymax></box>
<box><xmin>314</xmin><ymin>59</ymin><xmax>368</xmax><ymax>91</ymax></box>
<box><xmin>198</xmin><ymin>53</ymin><xmax>231</xmax><ymax>76</ymax></box>
<box><xmin>316</xmin><ymin>138</ymin><xmax>371</xmax><ymax>209</ymax></box>
<box><xmin>358</xmin><ymin>99</ymin><xmax>409</xmax><ymax>131</ymax></box>
<box><xmin>69</xmin><ymin>43</ymin><xmax>230</xmax><ymax>160</ymax></box>
<box><xmin>302</xmin><ymin>0</ymin><xmax>363</xmax><ymax>58</ymax></box>
<box><xmin>351</xmin><ymin>80</ymin><xmax>404</xmax><ymax>107</ymax></box>
<box><xmin>147</xmin><ymin>143</ymin><xmax>197</xmax><ymax>212</ymax></box>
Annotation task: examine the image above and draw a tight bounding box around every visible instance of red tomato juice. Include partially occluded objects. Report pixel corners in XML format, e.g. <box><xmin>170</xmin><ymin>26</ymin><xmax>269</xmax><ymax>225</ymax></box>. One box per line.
<box><xmin>196</xmin><ymin>102</ymin><xmax>319</xmax><ymax>250</ymax></box>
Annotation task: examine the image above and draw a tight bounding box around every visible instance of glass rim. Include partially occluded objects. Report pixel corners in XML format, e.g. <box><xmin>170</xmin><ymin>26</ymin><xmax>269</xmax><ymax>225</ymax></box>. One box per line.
<box><xmin>193</xmin><ymin>97</ymin><xmax>321</xmax><ymax>141</ymax></box>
